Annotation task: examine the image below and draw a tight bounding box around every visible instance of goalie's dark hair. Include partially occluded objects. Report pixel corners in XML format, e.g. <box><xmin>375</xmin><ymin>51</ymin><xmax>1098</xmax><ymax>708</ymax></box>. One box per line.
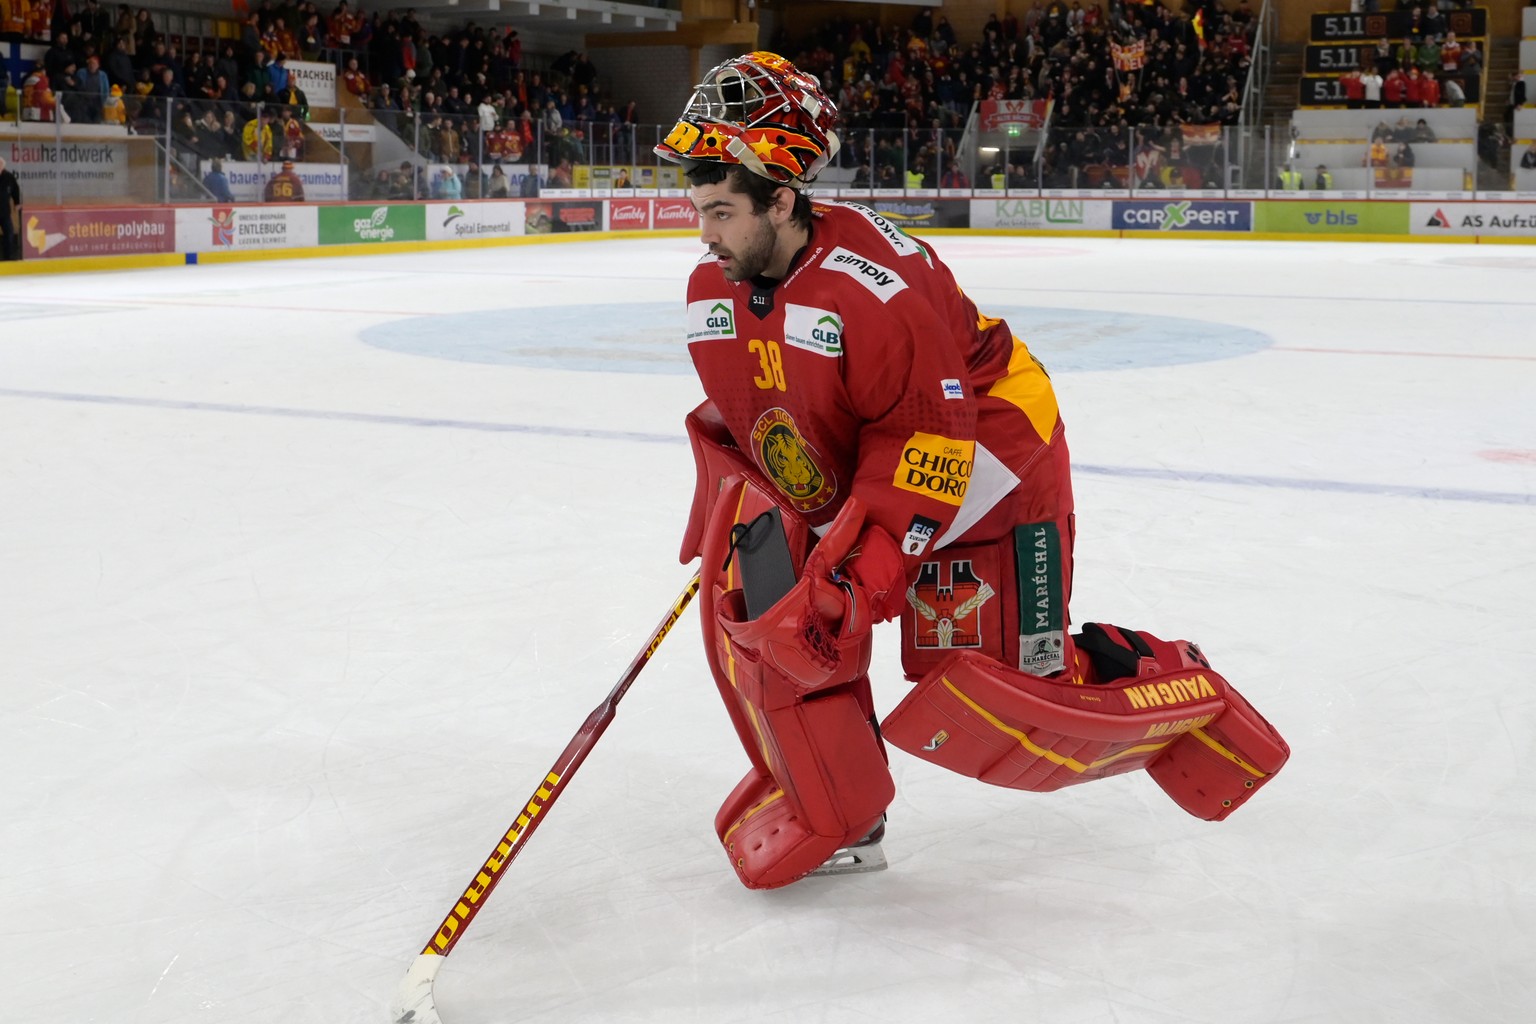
<box><xmin>682</xmin><ymin>161</ymin><xmax>814</xmax><ymax>229</ymax></box>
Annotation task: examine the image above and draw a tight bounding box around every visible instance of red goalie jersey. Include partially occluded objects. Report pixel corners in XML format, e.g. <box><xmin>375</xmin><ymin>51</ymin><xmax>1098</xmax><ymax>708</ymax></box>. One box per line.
<box><xmin>685</xmin><ymin>201</ymin><xmax>1071</xmax><ymax>595</ymax></box>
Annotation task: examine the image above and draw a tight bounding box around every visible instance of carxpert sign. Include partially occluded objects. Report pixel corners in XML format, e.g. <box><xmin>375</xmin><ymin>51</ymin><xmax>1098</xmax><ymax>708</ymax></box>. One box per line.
<box><xmin>318</xmin><ymin>204</ymin><xmax>426</xmax><ymax>244</ymax></box>
<box><xmin>1113</xmin><ymin>200</ymin><xmax>1252</xmax><ymax>232</ymax></box>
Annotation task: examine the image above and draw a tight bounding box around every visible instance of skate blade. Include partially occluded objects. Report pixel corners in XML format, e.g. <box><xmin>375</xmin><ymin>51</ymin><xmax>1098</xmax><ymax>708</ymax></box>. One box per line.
<box><xmin>809</xmin><ymin>840</ymin><xmax>888</xmax><ymax>877</ymax></box>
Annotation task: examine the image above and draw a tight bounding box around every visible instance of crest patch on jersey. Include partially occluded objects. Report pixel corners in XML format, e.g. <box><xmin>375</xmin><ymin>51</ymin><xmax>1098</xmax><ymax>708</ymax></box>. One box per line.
<box><xmin>907</xmin><ymin>559</ymin><xmax>996</xmax><ymax>650</ymax></box>
<box><xmin>895</xmin><ymin>432</ymin><xmax>974</xmax><ymax>507</ymax></box>
<box><xmin>750</xmin><ymin>408</ymin><xmax>836</xmax><ymax>513</ymax></box>
<box><xmin>941</xmin><ymin>378</ymin><xmax>965</xmax><ymax>400</ymax></box>
<box><xmin>783</xmin><ymin>304</ymin><xmax>844</xmax><ymax>357</ymax></box>
<box><xmin>821</xmin><ymin>247</ymin><xmax>907</xmax><ymax>302</ymax></box>
<box><xmin>687</xmin><ymin>299</ymin><xmax>736</xmax><ymax>342</ymax></box>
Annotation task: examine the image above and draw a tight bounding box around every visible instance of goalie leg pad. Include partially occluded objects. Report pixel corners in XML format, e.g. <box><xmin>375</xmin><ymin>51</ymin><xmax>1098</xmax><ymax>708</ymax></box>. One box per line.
<box><xmin>881</xmin><ymin>630</ymin><xmax>1288</xmax><ymax>818</ymax></box>
<box><xmin>715</xmin><ymin>681</ymin><xmax>892</xmax><ymax>890</ymax></box>
<box><xmin>698</xmin><ymin>475</ymin><xmax>893</xmax><ymax>889</ymax></box>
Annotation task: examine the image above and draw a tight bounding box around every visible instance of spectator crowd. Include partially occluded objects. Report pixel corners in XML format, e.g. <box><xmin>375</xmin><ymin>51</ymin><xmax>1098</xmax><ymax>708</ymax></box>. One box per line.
<box><xmin>3</xmin><ymin>0</ymin><xmax>645</xmax><ymax>200</ymax></box>
<box><xmin>771</xmin><ymin>1</ymin><xmax>1259</xmax><ymax>189</ymax></box>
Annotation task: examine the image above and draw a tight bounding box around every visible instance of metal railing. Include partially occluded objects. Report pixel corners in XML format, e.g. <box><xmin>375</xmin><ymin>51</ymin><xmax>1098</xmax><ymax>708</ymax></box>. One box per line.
<box><xmin>1</xmin><ymin>95</ymin><xmax>1526</xmax><ymax>205</ymax></box>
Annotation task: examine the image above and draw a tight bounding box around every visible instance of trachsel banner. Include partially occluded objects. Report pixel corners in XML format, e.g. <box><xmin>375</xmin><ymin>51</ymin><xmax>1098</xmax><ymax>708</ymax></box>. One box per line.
<box><xmin>285</xmin><ymin>60</ymin><xmax>338</xmax><ymax>107</ymax></box>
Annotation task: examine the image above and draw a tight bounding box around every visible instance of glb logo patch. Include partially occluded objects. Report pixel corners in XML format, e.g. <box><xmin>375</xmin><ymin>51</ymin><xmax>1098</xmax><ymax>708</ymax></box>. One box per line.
<box><xmin>822</xmin><ymin>246</ymin><xmax>906</xmax><ymax>301</ymax></box>
<box><xmin>941</xmin><ymin>378</ymin><xmax>964</xmax><ymax>400</ymax></box>
<box><xmin>895</xmin><ymin>432</ymin><xmax>973</xmax><ymax>506</ymax></box>
<box><xmin>687</xmin><ymin>299</ymin><xmax>735</xmax><ymax>342</ymax></box>
<box><xmin>902</xmin><ymin>514</ymin><xmax>940</xmax><ymax>556</ymax></box>
<box><xmin>907</xmin><ymin>560</ymin><xmax>996</xmax><ymax>649</ymax></box>
<box><xmin>750</xmin><ymin>408</ymin><xmax>836</xmax><ymax>513</ymax></box>
<box><xmin>783</xmin><ymin>304</ymin><xmax>843</xmax><ymax>357</ymax></box>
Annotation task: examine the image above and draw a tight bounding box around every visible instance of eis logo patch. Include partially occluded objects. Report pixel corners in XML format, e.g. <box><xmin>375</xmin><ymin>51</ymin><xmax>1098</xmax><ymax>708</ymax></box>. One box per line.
<box><xmin>750</xmin><ymin>408</ymin><xmax>835</xmax><ymax>512</ymax></box>
<box><xmin>907</xmin><ymin>559</ymin><xmax>996</xmax><ymax>649</ymax></box>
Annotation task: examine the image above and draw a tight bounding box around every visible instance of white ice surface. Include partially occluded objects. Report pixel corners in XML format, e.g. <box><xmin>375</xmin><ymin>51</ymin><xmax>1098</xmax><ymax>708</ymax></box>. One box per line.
<box><xmin>1</xmin><ymin>236</ymin><xmax>1532</xmax><ymax>1024</ymax></box>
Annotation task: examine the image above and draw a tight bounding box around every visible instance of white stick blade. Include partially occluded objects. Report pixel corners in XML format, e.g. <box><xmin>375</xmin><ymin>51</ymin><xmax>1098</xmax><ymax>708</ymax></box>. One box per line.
<box><xmin>390</xmin><ymin>953</ymin><xmax>445</xmax><ymax>1024</ymax></box>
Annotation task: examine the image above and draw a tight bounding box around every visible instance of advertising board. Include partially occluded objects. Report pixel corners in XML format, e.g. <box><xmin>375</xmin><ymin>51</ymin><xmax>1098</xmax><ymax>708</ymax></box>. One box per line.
<box><xmin>21</xmin><ymin>206</ymin><xmax>175</xmax><ymax>258</ymax></box>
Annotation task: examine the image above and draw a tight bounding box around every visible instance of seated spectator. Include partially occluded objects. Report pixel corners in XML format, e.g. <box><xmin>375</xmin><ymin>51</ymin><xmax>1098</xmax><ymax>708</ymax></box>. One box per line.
<box><xmin>488</xmin><ymin>162</ymin><xmax>511</xmax><ymax>197</ymax></box>
<box><xmin>432</xmin><ymin>166</ymin><xmax>462</xmax><ymax>200</ymax></box>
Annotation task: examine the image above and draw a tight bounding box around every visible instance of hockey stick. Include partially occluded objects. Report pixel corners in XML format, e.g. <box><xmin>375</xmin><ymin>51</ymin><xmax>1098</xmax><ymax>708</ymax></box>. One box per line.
<box><xmin>390</xmin><ymin>571</ymin><xmax>702</xmax><ymax>1024</ymax></box>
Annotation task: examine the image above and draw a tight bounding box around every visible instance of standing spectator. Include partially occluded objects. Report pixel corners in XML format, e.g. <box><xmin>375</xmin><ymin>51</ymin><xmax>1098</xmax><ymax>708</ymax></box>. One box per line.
<box><xmin>1341</xmin><ymin>66</ymin><xmax>1364</xmax><ymax>109</ymax></box>
<box><xmin>1383</xmin><ymin>67</ymin><xmax>1406</xmax><ymax>107</ymax></box>
<box><xmin>0</xmin><ymin>156</ymin><xmax>21</xmax><ymax>261</ymax></box>
<box><xmin>1443</xmin><ymin>75</ymin><xmax>1466</xmax><ymax>108</ymax></box>
<box><xmin>1314</xmin><ymin>164</ymin><xmax>1333</xmax><ymax>190</ymax></box>
<box><xmin>1419</xmin><ymin>71</ymin><xmax>1440</xmax><ymax>109</ymax></box>
<box><xmin>1440</xmin><ymin>32</ymin><xmax>1462</xmax><ymax>75</ymax></box>
<box><xmin>203</xmin><ymin>158</ymin><xmax>234</xmax><ymax>202</ymax></box>
<box><xmin>243</xmin><ymin>111</ymin><xmax>274</xmax><ymax>161</ymax></box>
<box><xmin>102</xmin><ymin>84</ymin><xmax>126</xmax><ymax>125</ymax></box>
<box><xmin>279</xmin><ymin>109</ymin><xmax>305</xmax><ymax>160</ymax></box>
<box><xmin>78</xmin><ymin>55</ymin><xmax>111</xmax><ymax>123</ymax></box>
<box><xmin>1361</xmin><ymin>66</ymin><xmax>1383</xmax><ymax>109</ymax></box>
<box><xmin>342</xmin><ymin>57</ymin><xmax>370</xmax><ymax>97</ymax></box>
<box><xmin>264</xmin><ymin>160</ymin><xmax>306</xmax><ymax>202</ymax></box>
<box><xmin>1520</xmin><ymin>141</ymin><xmax>1536</xmax><ymax>171</ymax></box>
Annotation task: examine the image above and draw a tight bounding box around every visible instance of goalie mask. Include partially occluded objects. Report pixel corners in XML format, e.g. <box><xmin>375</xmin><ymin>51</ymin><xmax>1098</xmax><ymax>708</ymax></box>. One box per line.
<box><xmin>654</xmin><ymin>51</ymin><xmax>841</xmax><ymax>188</ymax></box>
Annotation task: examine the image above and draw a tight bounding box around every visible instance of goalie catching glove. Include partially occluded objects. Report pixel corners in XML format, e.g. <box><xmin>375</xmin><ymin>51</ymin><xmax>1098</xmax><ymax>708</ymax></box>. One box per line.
<box><xmin>719</xmin><ymin>496</ymin><xmax>906</xmax><ymax>694</ymax></box>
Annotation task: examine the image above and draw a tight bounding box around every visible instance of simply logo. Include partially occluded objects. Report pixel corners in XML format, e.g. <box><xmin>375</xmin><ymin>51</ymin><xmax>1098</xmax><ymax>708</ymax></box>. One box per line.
<box><xmin>941</xmin><ymin>378</ymin><xmax>964</xmax><ymax>400</ymax></box>
<box><xmin>443</xmin><ymin>205</ymin><xmax>465</xmax><ymax>226</ymax></box>
<box><xmin>821</xmin><ymin>246</ymin><xmax>907</xmax><ymax>301</ymax></box>
<box><xmin>1426</xmin><ymin>209</ymin><xmax>1452</xmax><ymax>228</ymax></box>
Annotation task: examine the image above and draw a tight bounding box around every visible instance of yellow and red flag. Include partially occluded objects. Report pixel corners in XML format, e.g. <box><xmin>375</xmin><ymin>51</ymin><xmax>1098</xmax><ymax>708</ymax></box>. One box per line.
<box><xmin>1192</xmin><ymin>9</ymin><xmax>1207</xmax><ymax>49</ymax></box>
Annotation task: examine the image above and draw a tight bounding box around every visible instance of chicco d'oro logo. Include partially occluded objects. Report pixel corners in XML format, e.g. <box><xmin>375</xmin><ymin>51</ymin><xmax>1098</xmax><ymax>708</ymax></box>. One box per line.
<box><xmin>750</xmin><ymin>407</ymin><xmax>835</xmax><ymax>513</ymax></box>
